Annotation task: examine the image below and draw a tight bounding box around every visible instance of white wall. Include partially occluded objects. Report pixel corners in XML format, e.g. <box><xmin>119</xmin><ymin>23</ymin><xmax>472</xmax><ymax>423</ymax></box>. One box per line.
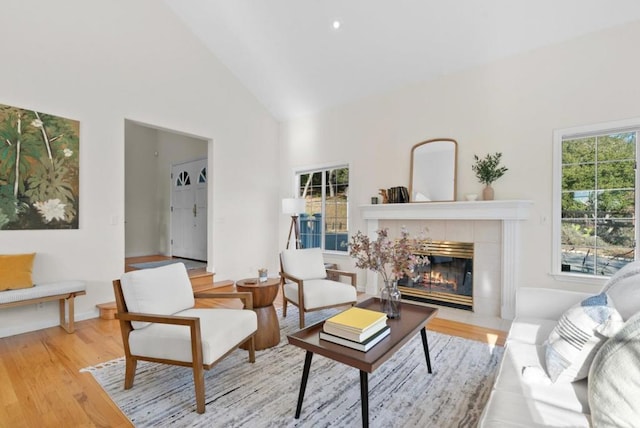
<box><xmin>279</xmin><ymin>20</ymin><xmax>640</xmax><ymax>295</ymax></box>
<box><xmin>0</xmin><ymin>0</ymin><xmax>280</xmax><ymax>337</ymax></box>
<box><xmin>124</xmin><ymin>121</ymin><xmax>159</xmax><ymax>257</ymax></box>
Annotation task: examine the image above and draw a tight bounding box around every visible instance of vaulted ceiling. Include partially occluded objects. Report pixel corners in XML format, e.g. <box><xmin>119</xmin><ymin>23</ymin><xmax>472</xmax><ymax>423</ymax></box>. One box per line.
<box><xmin>165</xmin><ymin>0</ymin><xmax>640</xmax><ymax>121</ymax></box>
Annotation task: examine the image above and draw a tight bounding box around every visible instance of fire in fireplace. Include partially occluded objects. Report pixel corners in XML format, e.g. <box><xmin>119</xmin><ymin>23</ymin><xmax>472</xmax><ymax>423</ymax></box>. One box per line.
<box><xmin>398</xmin><ymin>240</ymin><xmax>474</xmax><ymax>311</ymax></box>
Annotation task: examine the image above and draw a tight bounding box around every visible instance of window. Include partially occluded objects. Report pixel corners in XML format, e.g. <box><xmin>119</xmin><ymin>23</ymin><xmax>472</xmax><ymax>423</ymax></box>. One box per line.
<box><xmin>176</xmin><ymin>171</ymin><xmax>191</xmax><ymax>186</ymax></box>
<box><xmin>553</xmin><ymin>119</ymin><xmax>638</xmax><ymax>279</ymax></box>
<box><xmin>295</xmin><ymin>165</ymin><xmax>349</xmax><ymax>252</ymax></box>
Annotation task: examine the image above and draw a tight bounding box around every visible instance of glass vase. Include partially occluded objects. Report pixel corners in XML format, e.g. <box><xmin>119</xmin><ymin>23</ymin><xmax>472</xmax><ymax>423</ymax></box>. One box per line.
<box><xmin>380</xmin><ymin>280</ymin><xmax>401</xmax><ymax>319</ymax></box>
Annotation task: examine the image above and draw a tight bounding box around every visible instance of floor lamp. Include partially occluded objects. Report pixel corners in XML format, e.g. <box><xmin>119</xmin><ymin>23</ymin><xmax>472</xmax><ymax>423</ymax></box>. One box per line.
<box><xmin>282</xmin><ymin>198</ymin><xmax>306</xmax><ymax>249</ymax></box>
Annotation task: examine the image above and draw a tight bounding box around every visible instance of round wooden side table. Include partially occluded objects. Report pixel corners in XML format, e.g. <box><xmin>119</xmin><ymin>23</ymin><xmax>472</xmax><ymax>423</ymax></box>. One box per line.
<box><xmin>236</xmin><ymin>277</ymin><xmax>281</xmax><ymax>350</ymax></box>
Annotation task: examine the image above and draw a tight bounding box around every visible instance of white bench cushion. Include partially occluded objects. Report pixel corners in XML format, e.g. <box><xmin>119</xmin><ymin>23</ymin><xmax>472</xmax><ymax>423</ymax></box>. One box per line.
<box><xmin>0</xmin><ymin>280</ymin><xmax>85</xmax><ymax>304</ymax></box>
<box><xmin>128</xmin><ymin>308</ymin><xmax>257</xmax><ymax>365</ymax></box>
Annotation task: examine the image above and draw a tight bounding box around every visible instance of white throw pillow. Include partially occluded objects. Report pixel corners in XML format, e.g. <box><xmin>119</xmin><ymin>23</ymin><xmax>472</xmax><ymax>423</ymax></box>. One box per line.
<box><xmin>600</xmin><ymin>260</ymin><xmax>640</xmax><ymax>321</ymax></box>
<box><xmin>588</xmin><ymin>312</ymin><xmax>640</xmax><ymax>427</ymax></box>
<box><xmin>544</xmin><ymin>292</ymin><xmax>624</xmax><ymax>383</ymax></box>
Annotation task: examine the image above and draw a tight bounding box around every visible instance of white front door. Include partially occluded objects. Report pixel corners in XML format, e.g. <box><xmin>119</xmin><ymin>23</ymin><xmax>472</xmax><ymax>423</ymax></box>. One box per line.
<box><xmin>171</xmin><ymin>158</ymin><xmax>207</xmax><ymax>261</ymax></box>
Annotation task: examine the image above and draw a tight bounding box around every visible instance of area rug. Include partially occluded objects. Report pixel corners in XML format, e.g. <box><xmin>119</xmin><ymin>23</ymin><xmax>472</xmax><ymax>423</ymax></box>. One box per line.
<box><xmin>128</xmin><ymin>259</ymin><xmax>206</xmax><ymax>271</ymax></box>
<box><xmin>82</xmin><ymin>307</ymin><xmax>503</xmax><ymax>427</ymax></box>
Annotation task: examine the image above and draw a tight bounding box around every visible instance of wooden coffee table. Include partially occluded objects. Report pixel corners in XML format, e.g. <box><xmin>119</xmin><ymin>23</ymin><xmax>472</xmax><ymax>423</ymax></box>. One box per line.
<box><xmin>287</xmin><ymin>297</ymin><xmax>438</xmax><ymax>427</ymax></box>
<box><xmin>236</xmin><ymin>277</ymin><xmax>281</xmax><ymax>350</ymax></box>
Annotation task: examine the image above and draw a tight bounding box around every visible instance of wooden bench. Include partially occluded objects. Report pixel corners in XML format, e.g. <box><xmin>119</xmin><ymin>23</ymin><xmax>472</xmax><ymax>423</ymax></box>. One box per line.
<box><xmin>0</xmin><ymin>281</ymin><xmax>86</xmax><ymax>333</ymax></box>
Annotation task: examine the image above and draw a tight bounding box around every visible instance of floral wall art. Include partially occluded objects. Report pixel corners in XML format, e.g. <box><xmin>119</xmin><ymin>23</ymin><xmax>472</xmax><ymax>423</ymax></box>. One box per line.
<box><xmin>0</xmin><ymin>103</ymin><xmax>79</xmax><ymax>230</ymax></box>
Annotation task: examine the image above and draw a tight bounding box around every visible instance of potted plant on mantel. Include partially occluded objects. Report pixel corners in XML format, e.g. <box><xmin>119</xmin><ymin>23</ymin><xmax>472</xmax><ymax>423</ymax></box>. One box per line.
<box><xmin>471</xmin><ymin>152</ymin><xmax>508</xmax><ymax>201</ymax></box>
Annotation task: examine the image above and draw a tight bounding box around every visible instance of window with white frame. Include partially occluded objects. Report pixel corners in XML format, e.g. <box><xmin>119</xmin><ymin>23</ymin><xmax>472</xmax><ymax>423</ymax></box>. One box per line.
<box><xmin>295</xmin><ymin>165</ymin><xmax>349</xmax><ymax>252</ymax></box>
<box><xmin>553</xmin><ymin>119</ymin><xmax>638</xmax><ymax>278</ymax></box>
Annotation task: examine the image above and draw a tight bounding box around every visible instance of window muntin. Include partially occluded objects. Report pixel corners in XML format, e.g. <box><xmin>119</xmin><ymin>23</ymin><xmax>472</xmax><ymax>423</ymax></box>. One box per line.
<box><xmin>296</xmin><ymin>165</ymin><xmax>349</xmax><ymax>252</ymax></box>
<box><xmin>177</xmin><ymin>171</ymin><xmax>191</xmax><ymax>186</ymax></box>
<box><xmin>556</xmin><ymin>126</ymin><xmax>637</xmax><ymax>278</ymax></box>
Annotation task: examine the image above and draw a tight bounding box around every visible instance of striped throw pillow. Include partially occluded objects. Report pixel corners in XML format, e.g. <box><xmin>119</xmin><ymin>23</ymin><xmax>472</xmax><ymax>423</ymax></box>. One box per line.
<box><xmin>545</xmin><ymin>292</ymin><xmax>624</xmax><ymax>383</ymax></box>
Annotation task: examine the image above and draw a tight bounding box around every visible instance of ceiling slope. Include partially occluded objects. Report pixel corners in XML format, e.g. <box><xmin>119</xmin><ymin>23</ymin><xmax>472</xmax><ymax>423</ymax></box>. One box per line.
<box><xmin>165</xmin><ymin>0</ymin><xmax>640</xmax><ymax>120</ymax></box>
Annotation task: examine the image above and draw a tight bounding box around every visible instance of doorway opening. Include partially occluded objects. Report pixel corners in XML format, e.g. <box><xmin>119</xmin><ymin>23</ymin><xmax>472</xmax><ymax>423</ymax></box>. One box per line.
<box><xmin>124</xmin><ymin>119</ymin><xmax>210</xmax><ymax>265</ymax></box>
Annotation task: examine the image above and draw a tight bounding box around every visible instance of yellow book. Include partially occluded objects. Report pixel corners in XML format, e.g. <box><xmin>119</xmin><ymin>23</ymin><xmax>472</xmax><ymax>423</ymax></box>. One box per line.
<box><xmin>324</xmin><ymin>307</ymin><xmax>387</xmax><ymax>333</ymax></box>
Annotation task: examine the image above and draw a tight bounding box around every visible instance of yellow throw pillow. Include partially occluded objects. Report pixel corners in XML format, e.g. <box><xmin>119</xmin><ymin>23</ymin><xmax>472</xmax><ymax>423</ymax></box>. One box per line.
<box><xmin>0</xmin><ymin>253</ymin><xmax>36</xmax><ymax>291</ymax></box>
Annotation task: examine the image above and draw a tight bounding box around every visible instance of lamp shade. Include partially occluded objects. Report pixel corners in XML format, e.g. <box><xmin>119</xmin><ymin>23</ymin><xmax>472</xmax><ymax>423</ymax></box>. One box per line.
<box><xmin>282</xmin><ymin>198</ymin><xmax>306</xmax><ymax>215</ymax></box>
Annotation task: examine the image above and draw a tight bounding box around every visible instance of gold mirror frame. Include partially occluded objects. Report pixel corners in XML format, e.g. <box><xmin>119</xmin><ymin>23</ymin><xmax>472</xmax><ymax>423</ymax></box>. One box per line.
<box><xmin>409</xmin><ymin>138</ymin><xmax>458</xmax><ymax>202</ymax></box>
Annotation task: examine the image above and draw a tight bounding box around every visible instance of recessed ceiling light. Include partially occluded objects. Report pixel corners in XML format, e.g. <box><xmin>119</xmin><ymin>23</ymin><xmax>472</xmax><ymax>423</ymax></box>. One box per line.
<box><xmin>332</xmin><ymin>20</ymin><xmax>341</xmax><ymax>30</ymax></box>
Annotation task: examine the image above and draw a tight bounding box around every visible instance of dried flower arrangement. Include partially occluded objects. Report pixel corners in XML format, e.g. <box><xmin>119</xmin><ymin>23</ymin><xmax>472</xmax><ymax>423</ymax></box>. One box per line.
<box><xmin>349</xmin><ymin>228</ymin><xmax>428</xmax><ymax>282</ymax></box>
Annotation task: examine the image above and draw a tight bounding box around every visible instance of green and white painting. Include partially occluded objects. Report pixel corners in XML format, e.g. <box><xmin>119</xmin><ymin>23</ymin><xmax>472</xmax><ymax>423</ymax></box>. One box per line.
<box><xmin>0</xmin><ymin>103</ymin><xmax>79</xmax><ymax>230</ymax></box>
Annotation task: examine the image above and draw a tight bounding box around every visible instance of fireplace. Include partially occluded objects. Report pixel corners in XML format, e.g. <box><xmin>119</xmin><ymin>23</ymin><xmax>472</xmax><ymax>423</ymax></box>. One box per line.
<box><xmin>360</xmin><ymin>200</ymin><xmax>532</xmax><ymax>319</ymax></box>
<box><xmin>398</xmin><ymin>240</ymin><xmax>474</xmax><ymax>311</ymax></box>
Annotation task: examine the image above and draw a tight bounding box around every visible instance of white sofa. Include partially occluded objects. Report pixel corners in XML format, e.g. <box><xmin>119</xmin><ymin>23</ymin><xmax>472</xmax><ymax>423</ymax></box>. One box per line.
<box><xmin>479</xmin><ymin>263</ymin><xmax>640</xmax><ymax>427</ymax></box>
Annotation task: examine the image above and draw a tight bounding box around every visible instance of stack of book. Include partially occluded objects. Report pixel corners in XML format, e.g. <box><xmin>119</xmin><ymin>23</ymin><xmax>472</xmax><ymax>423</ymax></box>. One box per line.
<box><xmin>319</xmin><ymin>307</ymin><xmax>390</xmax><ymax>352</ymax></box>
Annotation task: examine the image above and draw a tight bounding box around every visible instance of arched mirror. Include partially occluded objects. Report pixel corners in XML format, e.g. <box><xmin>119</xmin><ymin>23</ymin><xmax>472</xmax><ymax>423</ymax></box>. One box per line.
<box><xmin>409</xmin><ymin>138</ymin><xmax>457</xmax><ymax>202</ymax></box>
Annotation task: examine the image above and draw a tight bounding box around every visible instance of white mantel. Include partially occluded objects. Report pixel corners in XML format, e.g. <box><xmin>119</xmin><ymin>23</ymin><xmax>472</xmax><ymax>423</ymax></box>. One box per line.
<box><xmin>361</xmin><ymin>200</ymin><xmax>532</xmax><ymax>221</ymax></box>
<box><xmin>360</xmin><ymin>200</ymin><xmax>533</xmax><ymax>319</ymax></box>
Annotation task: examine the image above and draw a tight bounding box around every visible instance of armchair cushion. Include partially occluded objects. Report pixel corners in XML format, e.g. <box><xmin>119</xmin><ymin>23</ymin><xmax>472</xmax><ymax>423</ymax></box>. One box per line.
<box><xmin>120</xmin><ymin>263</ymin><xmax>195</xmax><ymax>329</ymax></box>
<box><xmin>283</xmin><ymin>279</ymin><xmax>357</xmax><ymax>310</ymax></box>
<box><xmin>128</xmin><ymin>308</ymin><xmax>257</xmax><ymax>365</ymax></box>
<box><xmin>281</xmin><ymin>248</ymin><xmax>327</xmax><ymax>280</ymax></box>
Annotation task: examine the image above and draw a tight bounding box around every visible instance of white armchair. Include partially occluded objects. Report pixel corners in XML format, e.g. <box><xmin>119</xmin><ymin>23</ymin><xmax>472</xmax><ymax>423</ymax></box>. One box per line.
<box><xmin>280</xmin><ymin>248</ymin><xmax>358</xmax><ymax>328</ymax></box>
<box><xmin>112</xmin><ymin>263</ymin><xmax>257</xmax><ymax>414</ymax></box>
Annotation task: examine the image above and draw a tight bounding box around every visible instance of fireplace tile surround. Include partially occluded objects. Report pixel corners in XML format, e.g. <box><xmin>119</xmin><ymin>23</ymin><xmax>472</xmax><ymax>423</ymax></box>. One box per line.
<box><xmin>360</xmin><ymin>200</ymin><xmax>533</xmax><ymax>324</ymax></box>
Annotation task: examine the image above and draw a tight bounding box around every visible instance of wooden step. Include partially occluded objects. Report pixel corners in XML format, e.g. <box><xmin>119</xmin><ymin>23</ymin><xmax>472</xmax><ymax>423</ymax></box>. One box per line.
<box><xmin>188</xmin><ymin>268</ymin><xmax>216</xmax><ymax>292</ymax></box>
<box><xmin>125</xmin><ymin>260</ymin><xmax>216</xmax><ymax>290</ymax></box>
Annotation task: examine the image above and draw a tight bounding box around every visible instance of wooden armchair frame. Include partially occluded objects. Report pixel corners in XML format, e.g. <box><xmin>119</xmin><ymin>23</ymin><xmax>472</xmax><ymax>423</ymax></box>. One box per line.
<box><xmin>112</xmin><ymin>281</ymin><xmax>256</xmax><ymax>414</ymax></box>
<box><xmin>280</xmin><ymin>259</ymin><xmax>357</xmax><ymax>328</ymax></box>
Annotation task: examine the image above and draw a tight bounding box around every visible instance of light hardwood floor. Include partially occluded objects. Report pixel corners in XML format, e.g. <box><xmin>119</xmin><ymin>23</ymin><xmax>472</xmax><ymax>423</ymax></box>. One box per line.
<box><xmin>0</xmin><ymin>278</ymin><xmax>506</xmax><ymax>427</ymax></box>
